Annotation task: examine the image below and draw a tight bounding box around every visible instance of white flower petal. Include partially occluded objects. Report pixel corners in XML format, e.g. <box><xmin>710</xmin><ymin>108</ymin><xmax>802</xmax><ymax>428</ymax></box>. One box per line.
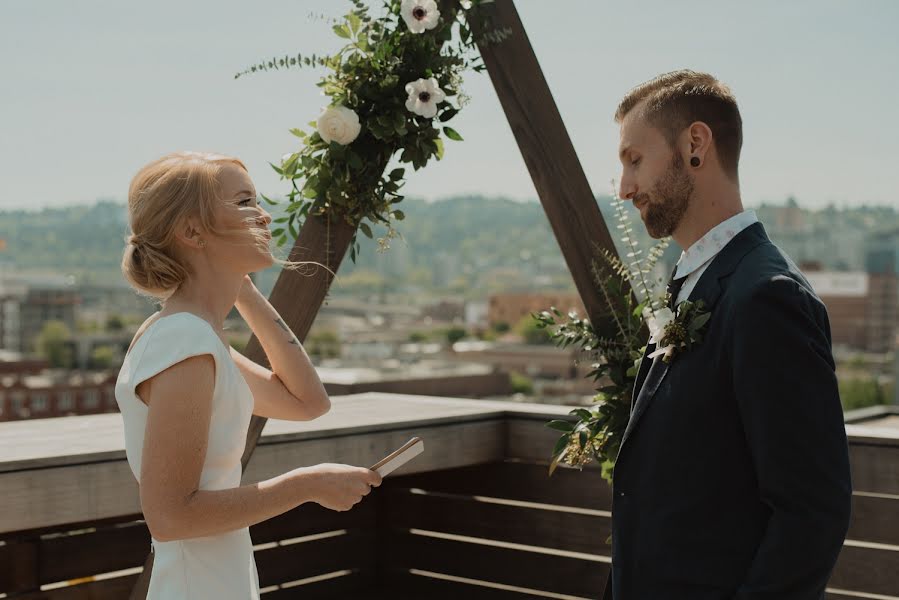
<box><xmin>316</xmin><ymin>105</ymin><xmax>361</xmax><ymax>145</ymax></box>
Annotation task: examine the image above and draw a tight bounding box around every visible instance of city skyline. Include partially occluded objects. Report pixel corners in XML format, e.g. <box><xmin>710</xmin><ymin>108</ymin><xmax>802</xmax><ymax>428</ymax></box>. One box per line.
<box><xmin>2</xmin><ymin>0</ymin><xmax>897</xmax><ymax>212</ymax></box>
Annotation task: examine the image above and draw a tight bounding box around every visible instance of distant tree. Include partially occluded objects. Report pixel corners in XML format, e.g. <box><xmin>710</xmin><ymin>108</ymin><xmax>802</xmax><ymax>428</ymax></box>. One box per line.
<box><xmin>409</xmin><ymin>331</ymin><xmax>428</xmax><ymax>342</ymax></box>
<box><xmin>516</xmin><ymin>314</ymin><xmax>553</xmax><ymax>345</ymax></box>
<box><xmin>307</xmin><ymin>330</ymin><xmax>341</xmax><ymax>358</ymax></box>
<box><xmin>36</xmin><ymin>320</ymin><xmax>74</xmax><ymax>368</ymax></box>
<box><xmin>839</xmin><ymin>376</ymin><xmax>887</xmax><ymax>412</ymax></box>
<box><xmin>494</xmin><ymin>321</ymin><xmax>510</xmax><ymax>333</ymax></box>
<box><xmin>228</xmin><ymin>336</ymin><xmax>248</xmax><ymax>354</ymax></box>
<box><xmin>445</xmin><ymin>326</ymin><xmax>466</xmax><ymax>344</ymax></box>
<box><xmin>106</xmin><ymin>314</ymin><xmax>125</xmax><ymax>331</ymax></box>
<box><xmin>90</xmin><ymin>345</ymin><xmax>115</xmax><ymax>369</ymax></box>
<box><xmin>509</xmin><ymin>370</ymin><xmax>534</xmax><ymax>394</ymax></box>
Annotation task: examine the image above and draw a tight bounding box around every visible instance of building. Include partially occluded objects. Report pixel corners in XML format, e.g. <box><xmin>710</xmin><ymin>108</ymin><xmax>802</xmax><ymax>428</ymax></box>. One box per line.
<box><xmin>488</xmin><ymin>292</ymin><xmax>587</xmax><ymax>329</ymax></box>
<box><xmin>0</xmin><ymin>353</ymin><xmax>118</xmax><ymax>422</ymax></box>
<box><xmin>865</xmin><ymin>228</ymin><xmax>899</xmax><ymax>353</ymax></box>
<box><xmin>799</xmin><ymin>228</ymin><xmax>899</xmax><ymax>353</ymax></box>
<box><xmin>803</xmin><ymin>270</ymin><xmax>869</xmax><ymax>350</ymax></box>
<box><xmin>0</xmin><ymin>273</ymin><xmax>79</xmax><ymax>354</ymax></box>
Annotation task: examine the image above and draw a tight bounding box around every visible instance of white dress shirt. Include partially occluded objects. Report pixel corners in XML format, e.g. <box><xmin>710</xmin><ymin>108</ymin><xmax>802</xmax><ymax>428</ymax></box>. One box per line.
<box><xmin>672</xmin><ymin>209</ymin><xmax>759</xmax><ymax>305</ymax></box>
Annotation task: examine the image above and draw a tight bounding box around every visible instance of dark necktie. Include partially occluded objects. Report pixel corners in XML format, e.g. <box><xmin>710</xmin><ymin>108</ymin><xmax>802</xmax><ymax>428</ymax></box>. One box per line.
<box><xmin>666</xmin><ymin>265</ymin><xmax>688</xmax><ymax>310</ymax></box>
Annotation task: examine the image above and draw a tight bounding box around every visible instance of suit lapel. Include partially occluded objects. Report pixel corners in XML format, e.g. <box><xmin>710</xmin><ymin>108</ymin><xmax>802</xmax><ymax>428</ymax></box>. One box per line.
<box><xmin>621</xmin><ymin>222</ymin><xmax>769</xmax><ymax>447</ymax></box>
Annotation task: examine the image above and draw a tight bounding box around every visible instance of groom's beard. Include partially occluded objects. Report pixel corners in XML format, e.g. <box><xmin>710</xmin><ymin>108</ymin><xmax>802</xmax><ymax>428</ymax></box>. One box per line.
<box><xmin>635</xmin><ymin>152</ymin><xmax>694</xmax><ymax>239</ymax></box>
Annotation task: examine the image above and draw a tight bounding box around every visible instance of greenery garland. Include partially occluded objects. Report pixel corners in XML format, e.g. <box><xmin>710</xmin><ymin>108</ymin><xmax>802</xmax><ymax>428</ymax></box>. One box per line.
<box><xmin>536</xmin><ymin>190</ymin><xmax>674</xmax><ymax>484</ymax></box>
<box><xmin>236</xmin><ymin>0</ymin><xmax>510</xmax><ymax>262</ymax></box>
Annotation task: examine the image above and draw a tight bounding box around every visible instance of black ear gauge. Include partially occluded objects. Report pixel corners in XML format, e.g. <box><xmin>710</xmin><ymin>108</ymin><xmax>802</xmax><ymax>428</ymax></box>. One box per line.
<box><xmin>690</xmin><ymin>156</ymin><xmax>701</xmax><ymax>167</ymax></box>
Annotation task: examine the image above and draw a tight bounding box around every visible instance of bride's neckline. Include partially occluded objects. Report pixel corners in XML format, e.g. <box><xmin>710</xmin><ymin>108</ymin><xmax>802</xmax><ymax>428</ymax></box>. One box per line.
<box><xmin>127</xmin><ymin>312</ymin><xmax>230</xmax><ymax>357</ymax></box>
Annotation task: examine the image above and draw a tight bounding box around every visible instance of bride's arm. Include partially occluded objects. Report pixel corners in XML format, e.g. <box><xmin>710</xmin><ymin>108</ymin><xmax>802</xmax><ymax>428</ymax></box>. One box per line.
<box><xmin>232</xmin><ymin>275</ymin><xmax>331</xmax><ymax>421</ymax></box>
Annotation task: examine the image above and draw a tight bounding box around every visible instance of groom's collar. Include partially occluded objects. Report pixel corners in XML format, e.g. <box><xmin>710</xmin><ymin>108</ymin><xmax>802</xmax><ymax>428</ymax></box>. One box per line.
<box><xmin>681</xmin><ymin>220</ymin><xmax>770</xmax><ymax>313</ymax></box>
<box><xmin>674</xmin><ymin>209</ymin><xmax>759</xmax><ymax>280</ymax></box>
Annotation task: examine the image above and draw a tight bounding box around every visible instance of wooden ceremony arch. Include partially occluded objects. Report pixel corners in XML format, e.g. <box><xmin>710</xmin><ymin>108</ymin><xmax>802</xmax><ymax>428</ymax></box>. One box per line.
<box><xmin>130</xmin><ymin>1</ymin><xmax>641</xmax><ymax>596</ymax></box>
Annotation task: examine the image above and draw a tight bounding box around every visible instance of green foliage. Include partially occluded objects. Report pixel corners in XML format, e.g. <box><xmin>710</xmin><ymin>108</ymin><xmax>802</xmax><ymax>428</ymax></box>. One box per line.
<box><xmin>509</xmin><ymin>370</ymin><xmax>534</xmax><ymax>395</ymax></box>
<box><xmin>516</xmin><ymin>313</ymin><xmax>553</xmax><ymax>345</ymax></box>
<box><xmin>537</xmin><ymin>193</ymin><xmax>673</xmax><ymax>483</ymax></box>
<box><xmin>105</xmin><ymin>314</ymin><xmax>125</xmax><ymax>331</ymax></box>
<box><xmin>36</xmin><ymin>320</ymin><xmax>74</xmax><ymax>368</ymax></box>
<box><xmin>89</xmin><ymin>345</ymin><xmax>115</xmax><ymax>369</ymax></box>
<box><xmin>445</xmin><ymin>326</ymin><xmax>467</xmax><ymax>344</ymax></box>
<box><xmin>236</xmin><ymin>0</ymin><xmax>511</xmax><ymax>263</ymax></box>
<box><xmin>840</xmin><ymin>376</ymin><xmax>892</xmax><ymax>411</ymax></box>
<box><xmin>307</xmin><ymin>329</ymin><xmax>342</xmax><ymax>359</ymax></box>
<box><xmin>408</xmin><ymin>331</ymin><xmax>429</xmax><ymax>342</ymax></box>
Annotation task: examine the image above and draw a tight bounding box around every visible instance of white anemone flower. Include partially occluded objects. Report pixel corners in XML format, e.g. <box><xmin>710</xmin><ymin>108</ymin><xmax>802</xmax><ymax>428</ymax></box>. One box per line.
<box><xmin>316</xmin><ymin>105</ymin><xmax>361</xmax><ymax>145</ymax></box>
<box><xmin>404</xmin><ymin>77</ymin><xmax>446</xmax><ymax>119</ymax></box>
<box><xmin>401</xmin><ymin>0</ymin><xmax>440</xmax><ymax>34</ymax></box>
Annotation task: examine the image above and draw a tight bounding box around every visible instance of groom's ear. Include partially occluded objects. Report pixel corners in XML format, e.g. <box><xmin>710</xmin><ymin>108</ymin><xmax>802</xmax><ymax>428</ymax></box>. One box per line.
<box><xmin>685</xmin><ymin>121</ymin><xmax>713</xmax><ymax>166</ymax></box>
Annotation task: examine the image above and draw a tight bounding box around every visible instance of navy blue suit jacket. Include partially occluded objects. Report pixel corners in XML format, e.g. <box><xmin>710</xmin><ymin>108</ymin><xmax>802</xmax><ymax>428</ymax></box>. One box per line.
<box><xmin>607</xmin><ymin>221</ymin><xmax>852</xmax><ymax>599</ymax></box>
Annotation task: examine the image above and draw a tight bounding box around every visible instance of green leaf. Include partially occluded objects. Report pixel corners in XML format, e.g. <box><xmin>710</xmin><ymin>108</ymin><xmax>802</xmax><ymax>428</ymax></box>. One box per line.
<box><xmin>271</xmin><ymin>228</ymin><xmax>285</xmax><ymax>237</ymax></box>
<box><xmin>443</xmin><ymin>126</ymin><xmax>463</xmax><ymax>141</ymax></box>
<box><xmin>439</xmin><ymin>108</ymin><xmax>458</xmax><ymax>122</ymax></box>
<box><xmin>434</xmin><ymin>137</ymin><xmax>444</xmax><ymax>160</ymax></box>
<box><xmin>347</xmin><ymin>152</ymin><xmax>363</xmax><ymax>170</ymax></box>
<box><xmin>333</xmin><ymin>23</ymin><xmax>351</xmax><ymax>39</ymax></box>
<box><xmin>289</xmin><ymin>128</ymin><xmax>307</xmax><ymax>139</ymax></box>
<box><xmin>689</xmin><ymin>312</ymin><xmax>711</xmax><ymax>331</ymax></box>
<box><xmin>389</xmin><ymin>168</ymin><xmax>405</xmax><ymax>181</ymax></box>
<box><xmin>259</xmin><ymin>193</ymin><xmax>278</xmax><ymax>206</ymax></box>
<box><xmin>393</xmin><ymin>209</ymin><xmax>405</xmax><ymax>221</ymax></box>
<box><xmin>347</xmin><ymin>12</ymin><xmax>362</xmax><ymax>34</ymax></box>
<box><xmin>359</xmin><ymin>222</ymin><xmax>373</xmax><ymax>238</ymax></box>
<box><xmin>552</xmin><ymin>433</ymin><xmax>570</xmax><ymax>457</ymax></box>
<box><xmin>569</xmin><ymin>408</ymin><xmax>592</xmax><ymax>420</ymax></box>
<box><xmin>547</xmin><ymin>419</ymin><xmax>575</xmax><ymax>432</ymax></box>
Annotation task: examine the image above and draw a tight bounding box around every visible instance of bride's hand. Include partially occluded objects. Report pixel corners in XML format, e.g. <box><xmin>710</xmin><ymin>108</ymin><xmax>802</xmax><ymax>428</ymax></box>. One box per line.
<box><xmin>235</xmin><ymin>274</ymin><xmax>258</xmax><ymax>307</ymax></box>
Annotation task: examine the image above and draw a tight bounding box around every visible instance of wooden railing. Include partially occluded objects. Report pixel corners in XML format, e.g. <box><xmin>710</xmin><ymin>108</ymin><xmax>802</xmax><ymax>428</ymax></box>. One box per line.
<box><xmin>1</xmin><ymin>393</ymin><xmax>897</xmax><ymax>599</ymax></box>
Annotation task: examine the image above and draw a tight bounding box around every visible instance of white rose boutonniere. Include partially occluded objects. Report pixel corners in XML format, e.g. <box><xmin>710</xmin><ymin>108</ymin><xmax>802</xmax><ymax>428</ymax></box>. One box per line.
<box><xmin>645</xmin><ymin>299</ymin><xmax>712</xmax><ymax>364</ymax></box>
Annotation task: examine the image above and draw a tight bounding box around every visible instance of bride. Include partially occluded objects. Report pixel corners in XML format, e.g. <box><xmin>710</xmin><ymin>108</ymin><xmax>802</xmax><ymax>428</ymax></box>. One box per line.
<box><xmin>115</xmin><ymin>150</ymin><xmax>381</xmax><ymax>599</ymax></box>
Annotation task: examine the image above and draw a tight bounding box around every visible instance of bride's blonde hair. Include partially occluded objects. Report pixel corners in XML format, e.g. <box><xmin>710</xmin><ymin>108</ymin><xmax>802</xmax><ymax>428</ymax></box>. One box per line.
<box><xmin>121</xmin><ymin>151</ymin><xmax>329</xmax><ymax>301</ymax></box>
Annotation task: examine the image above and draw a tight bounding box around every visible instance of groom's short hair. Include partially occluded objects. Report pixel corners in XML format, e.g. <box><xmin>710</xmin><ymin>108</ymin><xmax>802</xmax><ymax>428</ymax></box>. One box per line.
<box><xmin>615</xmin><ymin>70</ymin><xmax>742</xmax><ymax>180</ymax></box>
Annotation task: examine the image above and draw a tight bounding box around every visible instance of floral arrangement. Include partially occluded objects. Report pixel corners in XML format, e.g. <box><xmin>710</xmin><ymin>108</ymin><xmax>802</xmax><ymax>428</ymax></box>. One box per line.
<box><xmin>534</xmin><ymin>188</ymin><xmax>708</xmax><ymax>483</ymax></box>
<box><xmin>236</xmin><ymin>0</ymin><xmax>510</xmax><ymax>262</ymax></box>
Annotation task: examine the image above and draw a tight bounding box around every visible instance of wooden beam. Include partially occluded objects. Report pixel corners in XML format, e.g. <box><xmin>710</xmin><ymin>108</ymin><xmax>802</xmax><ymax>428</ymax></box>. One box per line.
<box><xmin>129</xmin><ymin>215</ymin><xmax>356</xmax><ymax>599</ymax></box>
<box><xmin>131</xmin><ymin>2</ymin><xmax>640</xmax><ymax>595</ymax></box>
<box><xmin>471</xmin><ymin>0</ymin><xmax>645</xmax><ymax>340</ymax></box>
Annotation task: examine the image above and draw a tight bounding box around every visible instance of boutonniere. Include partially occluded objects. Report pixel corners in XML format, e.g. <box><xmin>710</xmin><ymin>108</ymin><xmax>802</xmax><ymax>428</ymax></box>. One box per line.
<box><xmin>642</xmin><ymin>299</ymin><xmax>712</xmax><ymax>364</ymax></box>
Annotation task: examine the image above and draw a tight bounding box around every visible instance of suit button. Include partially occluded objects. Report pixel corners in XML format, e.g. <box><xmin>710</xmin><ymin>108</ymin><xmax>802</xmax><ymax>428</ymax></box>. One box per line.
<box><xmin>618</xmin><ymin>491</ymin><xmax>625</xmax><ymax>497</ymax></box>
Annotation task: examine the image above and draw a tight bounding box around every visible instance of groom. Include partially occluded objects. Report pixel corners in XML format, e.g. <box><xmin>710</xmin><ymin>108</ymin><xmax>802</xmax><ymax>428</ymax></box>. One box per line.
<box><xmin>604</xmin><ymin>70</ymin><xmax>852</xmax><ymax>599</ymax></box>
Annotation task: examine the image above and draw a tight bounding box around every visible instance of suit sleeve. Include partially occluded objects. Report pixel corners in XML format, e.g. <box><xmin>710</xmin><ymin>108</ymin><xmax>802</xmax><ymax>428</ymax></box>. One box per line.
<box><xmin>731</xmin><ymin>276</ymin><xmax>852</xmax><ymax>599</ymax></box>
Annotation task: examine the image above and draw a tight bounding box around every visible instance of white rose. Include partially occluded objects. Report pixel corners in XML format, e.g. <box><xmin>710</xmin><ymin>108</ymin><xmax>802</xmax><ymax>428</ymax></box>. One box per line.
<box><xmin>401</xmin><ymin>0</ymin><xmax>440</xmax><ymax>34</ymax></box>
<box><xmin>404</xmin><ymin>77</ymin><xmax>446</xmax><ymax>119</ymax></box>
<box><xmin>643</xmin><ymin>306</ymin><xmax>675</xmax><ymax>344</ymax></box>
<box><xmin>316</xmin><ymin>105</ymin><xmax>361</xmax><ymax>145</ymax></box>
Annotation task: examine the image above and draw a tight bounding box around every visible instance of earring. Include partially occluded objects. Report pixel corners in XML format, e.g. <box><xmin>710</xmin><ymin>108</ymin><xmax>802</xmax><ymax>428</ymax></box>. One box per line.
<box><xmin>690</xmin><ymin>156</ymin><xmax>701</xmax><ymax>168</ymax></box>
<box><xmin>198</xmin><ymin>239</ymin><xmax>206</xmax><ymax>248</ymax></box>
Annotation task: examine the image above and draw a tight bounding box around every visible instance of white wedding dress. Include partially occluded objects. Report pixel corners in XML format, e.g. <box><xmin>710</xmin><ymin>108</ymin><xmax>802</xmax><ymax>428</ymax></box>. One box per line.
<box><xmin>115</xmin><ymin>312</ymin><xmax>260</xmax><ymax>599</ymax></box>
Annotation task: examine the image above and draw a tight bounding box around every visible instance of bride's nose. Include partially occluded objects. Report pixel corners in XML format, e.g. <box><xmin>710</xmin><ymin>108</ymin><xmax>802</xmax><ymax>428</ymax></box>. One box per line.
<box><xmin>255</xmin><ymin>210</ymin><xmax>272</xmax><ymax>227</ymax></box>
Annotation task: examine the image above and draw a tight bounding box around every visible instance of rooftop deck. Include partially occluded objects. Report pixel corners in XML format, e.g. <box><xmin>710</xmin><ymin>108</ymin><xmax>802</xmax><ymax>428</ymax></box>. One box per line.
<box><xmin>1</xmin><ymin>393</ymin><xmax>897</xmax><ymax>599</ymax></box>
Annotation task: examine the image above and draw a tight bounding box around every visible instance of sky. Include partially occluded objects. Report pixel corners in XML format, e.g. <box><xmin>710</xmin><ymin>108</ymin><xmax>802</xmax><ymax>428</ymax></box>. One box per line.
<box><xmin>1</xmin><ymin>0</ymin><xmax>897</xmax><ymax>213</ymax></box>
